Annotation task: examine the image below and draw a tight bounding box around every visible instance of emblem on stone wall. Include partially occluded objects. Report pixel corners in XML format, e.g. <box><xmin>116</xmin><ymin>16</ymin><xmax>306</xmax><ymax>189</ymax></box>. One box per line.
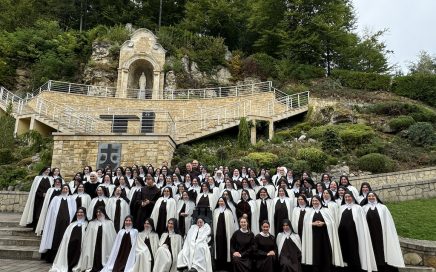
<box><xmin>97</xmin><ymin>143</ymin><xmax>122</xmax><ymax>170</ymax></box>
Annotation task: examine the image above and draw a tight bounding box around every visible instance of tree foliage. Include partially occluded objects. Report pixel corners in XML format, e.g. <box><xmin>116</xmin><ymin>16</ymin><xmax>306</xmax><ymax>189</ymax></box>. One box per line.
<box><xmin>0</xmin><ymin>0</ymin><xmax>395</xmax><ymax>89</ymax></box>
<box><xmin>237</xmin><ymin>117</ymin><xmax>251</xmax><ymax>149</ymax></box>
<box><xmin>0</xmin><ymin>103</ymin><xmax>15</xmax><ymax>149</ymax></box>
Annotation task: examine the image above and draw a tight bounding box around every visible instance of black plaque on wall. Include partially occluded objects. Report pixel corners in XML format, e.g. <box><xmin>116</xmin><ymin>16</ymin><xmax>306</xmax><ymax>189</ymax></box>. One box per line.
<box><xmin>97</xmin><ymin>143</ymin><xmax>122</xmax><ymax>170</ymax></box>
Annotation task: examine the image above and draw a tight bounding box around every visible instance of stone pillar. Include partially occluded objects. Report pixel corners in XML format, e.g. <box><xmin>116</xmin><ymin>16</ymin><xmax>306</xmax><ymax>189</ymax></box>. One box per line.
<box><xmin>268</xmin><ymin>119</ymin><xmax>274</xmax><ymax>140</ymax></box>
<box><xmin>116</xmin><ymin>68</ymin><xmax>129</xmax><ymax>98</ymax></box>
<box><xmin>159</xmin><ymin>71</ymin><xmax>165</xmax><ymax>98</ymax></box>
<box><xmin>14</xmin><ymin>117</ymin><xmax>30</xmax><ymax>136</ymax></box>
<box><xmin>250</xmin><ymin>119</ymin><xmax>256</xmax><ymax>145</ymax></box>
<box><xmin>152</xmin><ymin>70</ymin><xmax>161</xmax><ymax>99</ymax></box>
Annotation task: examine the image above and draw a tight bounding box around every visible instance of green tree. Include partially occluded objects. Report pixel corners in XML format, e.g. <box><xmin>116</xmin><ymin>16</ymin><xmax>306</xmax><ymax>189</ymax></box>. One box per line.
<box><xmin>408</xmin><ymin>51</ymin><xmax>436</xmax><ymax>75</ymax></box>
<box><xmin>237</xmin><ymin>117</ymin><xmax>251</xmax><ymax>149</ymax></box>
<box><xmin>338</xmin><ymin>30</ymin><xmax>391</xmax><ymax>73</ymax></box>
<box><xmin>0</xmin><ymin>20</ymin><xmax>90</xmax><ymax>89</ymax></box>
<box><xmin>180</xmin><ymin>0</ymin><xmax>250</xmax><ymax>50</ymax></box>
<box><xmin>247</xmin><ymin>0</ymin><xmax>287</xmax><ymax>55</ymax></box>
<box><xmin>279</xmin><ymin>0</ymin><xmax>356</xmax><ymax>75</ymax></box>
<box><xmin>0</xmin><ymin>103</ymin><xmax>15</xmax><ymax>149</ymax></box>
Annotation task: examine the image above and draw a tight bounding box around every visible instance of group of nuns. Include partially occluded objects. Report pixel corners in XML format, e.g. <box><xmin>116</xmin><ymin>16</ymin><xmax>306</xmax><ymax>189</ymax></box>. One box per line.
<box><xmin>20</xmin><ymin>164</ymin><xmax>405</xmax><ymax>272</ymax></box>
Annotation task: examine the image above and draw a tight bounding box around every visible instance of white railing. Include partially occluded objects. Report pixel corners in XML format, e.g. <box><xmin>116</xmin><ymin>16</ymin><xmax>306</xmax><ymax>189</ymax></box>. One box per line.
<box><xmin>0</xmin><ymin>86</ymin><xmax>26</xmax><ymax>114</ymax></box>
<box><xmin>3</xmin><ymin>81</ymin><xmax>309</xmax><ymax>139</ymax></box>
<box><xmin>174</xmin><ymin>88</ymin><xmax>310</xmax><ymax>141</ymax></box>
<box><xmin>32</xmin><ymin>96</ymin><xmax>103</xmax><ymax>133</ymax></box>
<box><xmin>175</xmin><ymin>100</ymin><xmax>249</xmax><ymax>138</ymax></box>
<box><xmin>74</xmin><ymin>108</ymin><xmax>176</xmax><ymax>137</ymax></box>
<box><xmin>163</xmin><ymin>81</ymin><xmax>272</xmax><ymax>99</ymax></box>
<box><xmin>33</xmin><ymin>80</ymin><xmax>273</xmax><ymax>100</ymax></box>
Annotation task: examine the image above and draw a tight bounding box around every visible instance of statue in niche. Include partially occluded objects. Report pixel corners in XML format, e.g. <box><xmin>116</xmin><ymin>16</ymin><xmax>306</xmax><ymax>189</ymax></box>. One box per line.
<box><xmin>138</xmin><ymin>72</ymin><xmax>147</xmax><ymax>99</ymax></box>
<box><xmin>139</xmin><ymin>72</ymin><xmax>147</xmax><ymax>90</ymax></box>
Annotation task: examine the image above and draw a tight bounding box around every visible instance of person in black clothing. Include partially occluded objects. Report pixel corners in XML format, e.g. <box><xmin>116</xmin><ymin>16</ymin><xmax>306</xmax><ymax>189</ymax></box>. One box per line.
<box><xmin>230</xmin><ymin>216</ymin><xmax>255</xmax><ymax>272</ymax></box>
<box><xmin>84</xmin><ymin>172</ymin><xmax>101</xmax><ymax>199</ymax></box>
<box><xmin>135</xmin><ymin>174</ymin><xmax>160</xmax><ymax>231</ymax></box>
<box><xmin>254</xmin><ymin>220</ymin><xmax>277</xmax><ymax>272</ymax></box>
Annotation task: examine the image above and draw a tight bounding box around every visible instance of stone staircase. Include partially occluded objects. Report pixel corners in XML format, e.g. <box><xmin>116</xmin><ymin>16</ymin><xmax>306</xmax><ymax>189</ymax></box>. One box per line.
<box><xmin>0</xmin><ymin>213</ymin><xmax>41</xmax><ymax>260</ymax></box>
<box><xmin>2</xmin><ymin>81</ymin><xmax>310</xmax><ymax>144</ymax></box>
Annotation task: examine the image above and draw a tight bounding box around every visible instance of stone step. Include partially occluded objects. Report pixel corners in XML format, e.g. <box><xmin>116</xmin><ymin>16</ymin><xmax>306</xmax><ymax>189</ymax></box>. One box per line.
<box><xmin>0</xmin><ymin>221</ymin><xmax>19</xmax><ymax>227</ymax></box>
<box><xmin>400</xmin><ymin>266</ymin><xmax>436</xmax><ymax>272</ymax></box>
<box><xmin>0</xmin><ymin>245</ymin><xmax>40</xmax><ymax>260</ymax></box>
<box><xmin>0</xmin><ymin>235</ymin><xmax>40</xmax><ymax>247</ymax></box>
<box><xmin>0</xmin><ymin>227</ymin><xmax>36</xmax><ymax>237</ymax></box>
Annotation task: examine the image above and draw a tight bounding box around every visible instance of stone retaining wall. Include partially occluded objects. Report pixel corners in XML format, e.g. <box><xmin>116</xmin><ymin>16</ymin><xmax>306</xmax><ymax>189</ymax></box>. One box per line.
<box><xmin>373</xmin><ymin>179</ymin><xmax>436</xmax><ymax>202</ymax></box>
<box><xmin>0</xmin><ymin>191</ymin><xmax>28</xmax><ymax>213</ymax></box>
<box><xmin>400</xmin><ymin>237</ymin><xmax>436</xmax><ymax>268</ymax></box>
<box><xmin>52</xmin><ymin>134</ymin><xmax>176</xmax><ymax>179</ymax></box>
<box><xmin>349</xmin><ymin>166</ymin><xmax>436</xmax><ymax>192</ymax></box>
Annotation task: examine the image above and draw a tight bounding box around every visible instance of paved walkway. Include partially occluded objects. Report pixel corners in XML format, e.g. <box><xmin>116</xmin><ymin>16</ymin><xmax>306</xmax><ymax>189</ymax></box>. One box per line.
<box><xmin>0</xmin><ymin>258</ymin><xmax>51</xmax><ymax>271</ymax></box>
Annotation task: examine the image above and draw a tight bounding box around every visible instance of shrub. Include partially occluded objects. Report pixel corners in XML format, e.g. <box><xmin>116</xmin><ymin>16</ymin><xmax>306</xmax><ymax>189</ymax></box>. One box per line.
<box><xmin>271</xmin><ymin>135</ymin><xmax>284</xmax><ymax>144</ymax></box>
<box><xmin>291</xmin><ymin>160</ymin><xmax>311</xmax><ymax>175</ymax></box>
<box><xmin>242</xmin><ymin>53</ymin><xmax>278</xmax><ymax>80</ymax></box>
<box><xmin>227</xmin><ymin>159</ymin><xmax>245</xmax><ymax>171</ymax></box>
<box><xmin>368</xmin><ymin>102</ymin><xmax>420</xmax><ymax>116</ymax></box>
<box><xmin>355</xmin><ymin>139</ymin><xmax>385</xmax><ymax>157</ymax></box>
<box><xmin>297</xmin><ymin>147</ymin><xmax>327</xmax><ymax>172</ymax></box>
<box><xmin>237</xmin><ymin>117</ymin><xmax>251</xmax><ymax>149</ymax></box>
<box><xmin>330</xmin><ymin>69</ymin><xmax>391</xmax><ymax>91</ymax></box>
<box><xmin>367</xmin><ymin>102</ymin><xmax>436</xmax><ymax>124</ymax></box>
<box><xmin>276</xmin><ymin>156</ymin><xmax>295</xmax><ymax>167</ymax></box>
<box><xmin>392</xmin><ymin>74</ymin><xmax>436</xmax><ymax>107</ymax></box>
<box><xmin>307</xmin><ymin>125</ymin><xmax>333</xmax><ymax>139</ymax></box>
<box><xmin>276</xmin><ymin>60</ymin><xmax>325</xmax><ymax>81</ymax></box>
<box><xmin>0</xmin><ymin>148</ymin><xmax>12</xmax><ymax>165</ymax></box>
<box><xmin>358</xmin><ymin>153</ymin><xmax>395</xmax><ymax>173</ymax></box>
<box><xmin>0</xmin><ymin>165</ymin><xmax>28</xmax><ymax>189</ymax></box>
<box><xmin>216</xmin><ymin>147</ymin><xmax>229</xmax><ymax>164</ymax></box>
<box><xmin>407</xmin><ymin>122</ymin><xmax>436</xmax><ymax>147</ymax></box>
<box><xmin>338</xmin><ymin>124</ymin><xmax>375</xmax><ymax>147</ymax></box>
<box><xmin>245</xmin><ymin>152</ymin><xmax>279</xmax><ymax>169</ymax></box>
<box><xmin>322</xmin><ymin>128</ymin><xmax>342</xmax><ymax>152</ymax></box>
<box><xmin>276</xmin><ymin>122</ymin><xmax>314</xmax><ymax>140</ymax></box>
<box><xmin>388</xmin><ymin>116</ymin><xmax>416</xmax><ymax>132</ymax></box>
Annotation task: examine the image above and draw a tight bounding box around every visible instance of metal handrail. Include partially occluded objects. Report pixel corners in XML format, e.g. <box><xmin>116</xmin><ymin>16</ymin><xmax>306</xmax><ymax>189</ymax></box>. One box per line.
<box><xmin>0</xmin><ymin>86</ymin><xmax>26</xmax><ymax>114</ymax></box>
<box><xmin>33</xmin><ymin>80</ymin><xmax>273</xmax><ymax>100</ymax></box>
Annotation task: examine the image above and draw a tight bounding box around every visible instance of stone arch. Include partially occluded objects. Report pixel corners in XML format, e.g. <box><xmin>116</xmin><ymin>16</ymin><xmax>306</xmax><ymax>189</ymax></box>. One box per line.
<box><xmin>125</xmin><ymin>58</ymin><xmax>155</xmax><ymax>91</ymax></box>
<box><xmin>116</xmin><ymin>28</ymin><xmax>166</xmax><ymax>99</ymax></box>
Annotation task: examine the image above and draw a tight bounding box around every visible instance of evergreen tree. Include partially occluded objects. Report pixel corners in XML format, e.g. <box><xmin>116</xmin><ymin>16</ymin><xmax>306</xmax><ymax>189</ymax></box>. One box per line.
<box><xmin>237</xmin><ymin>117</ymin><xmax>251</xmax><ymax>149</ymax></box>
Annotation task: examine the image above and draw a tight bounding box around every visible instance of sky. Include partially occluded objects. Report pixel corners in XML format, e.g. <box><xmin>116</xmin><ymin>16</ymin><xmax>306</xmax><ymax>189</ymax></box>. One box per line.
<box><xmin>352</xmin><ymin>0</ymin><xmax>436</xmax><ymax>73</ymax></box>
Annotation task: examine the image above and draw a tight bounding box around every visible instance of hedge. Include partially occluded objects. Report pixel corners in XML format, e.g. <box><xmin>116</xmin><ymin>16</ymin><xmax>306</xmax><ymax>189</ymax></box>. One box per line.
<box><xmin>331</xmin><ymin>69</ymin><xmax>391</xmax><ymax>91</ymax></box>
<box><xmin>392</xmin><ymin>74</ymin><xmax>436</xmax><ymax>107</ymax></box>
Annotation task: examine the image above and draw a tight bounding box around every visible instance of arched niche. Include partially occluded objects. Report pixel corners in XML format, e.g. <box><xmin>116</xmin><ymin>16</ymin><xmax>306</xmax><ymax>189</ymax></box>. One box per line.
<box><xmin>116</xmin><ymin>28</ymin><xmax>166</xmax><ymax>99</ymax></box>
<box><xmin>127</xmin><ymin>59</ymin><xmax>154</xmax><ymax>89</ymax></box>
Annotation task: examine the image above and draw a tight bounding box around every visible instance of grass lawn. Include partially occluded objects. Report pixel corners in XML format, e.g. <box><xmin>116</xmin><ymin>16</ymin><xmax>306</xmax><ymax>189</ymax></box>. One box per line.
<box><xmin>386</xmin><ymin>197</ymin><xmax>436</xmax><ymax>241</ymax></box>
